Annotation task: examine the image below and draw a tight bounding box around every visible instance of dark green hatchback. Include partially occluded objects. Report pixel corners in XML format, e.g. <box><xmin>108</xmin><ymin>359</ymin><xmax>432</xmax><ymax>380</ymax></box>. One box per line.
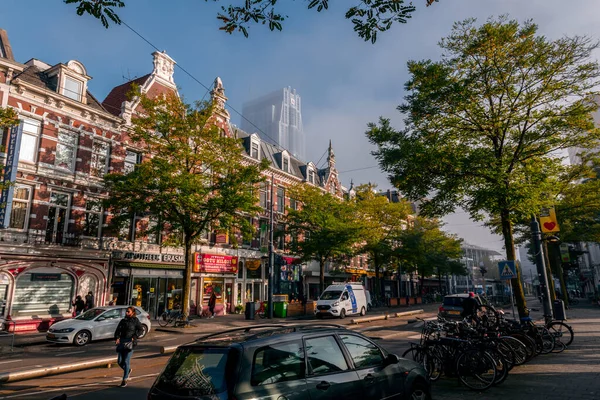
<box><xmin>148</xmin><ymin>324</ymin><xmax>431</xmax><ymax>400</ymax></box>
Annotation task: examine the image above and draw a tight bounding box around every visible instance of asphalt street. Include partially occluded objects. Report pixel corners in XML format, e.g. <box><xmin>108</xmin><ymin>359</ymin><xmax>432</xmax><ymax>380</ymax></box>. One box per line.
<box><xmin>0</xmin><ymin>299</ymin><xmax>597</xmax><ymax>400</ymax></box>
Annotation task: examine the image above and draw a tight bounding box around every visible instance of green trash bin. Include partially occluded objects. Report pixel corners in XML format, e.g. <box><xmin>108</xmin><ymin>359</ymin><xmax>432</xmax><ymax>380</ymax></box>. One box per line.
<box><xmin>273</xmin><ymin>301</ymin><xmax>288</xmax><ymax>318</ymax></box>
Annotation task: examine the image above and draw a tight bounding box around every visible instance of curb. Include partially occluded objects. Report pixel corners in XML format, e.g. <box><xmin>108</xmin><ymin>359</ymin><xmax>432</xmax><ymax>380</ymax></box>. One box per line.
<box><xmin>0</xmin><ymin>356</ymin><xmax>117</xmax><ymax>384</ymax></box>
<box><xmin>350</xmin><ymin>309</ymin><xmax>424</xmax><ymax>324</ymax></box>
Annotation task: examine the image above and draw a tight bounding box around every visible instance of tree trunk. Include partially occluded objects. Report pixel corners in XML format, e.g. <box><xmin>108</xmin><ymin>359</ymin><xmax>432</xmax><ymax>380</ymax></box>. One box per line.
<box><xmin>319</xmin><ymin>257</ymin><xmax>325</xmax><ymax>295</ymax></box>
<box><xmin>182</xmin><ymin>236</ymin><xmax>193</xmax><ymax>321</ymax></box>
<box><xmin>500</xmin><ymin>209</ymin><xmax>528</xmax><ymax>318</ymax></box>
<box><xmin>542</xmin><ymin>241</ymin><xmax>557</xmax><ymax>301</ymax></box>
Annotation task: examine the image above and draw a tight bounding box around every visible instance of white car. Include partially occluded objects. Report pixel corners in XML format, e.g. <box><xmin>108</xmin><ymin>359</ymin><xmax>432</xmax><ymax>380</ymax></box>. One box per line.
<box><xmin>46</xmin><ymin>306</ymin><xmax>151</xmax><ymax>346</ymax></box>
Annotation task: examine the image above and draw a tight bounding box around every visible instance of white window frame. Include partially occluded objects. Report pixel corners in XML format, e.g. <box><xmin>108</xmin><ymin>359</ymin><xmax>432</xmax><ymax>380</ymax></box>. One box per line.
<box><xmin>251</xmin><ymin>142</ymin><xmax>260</xmax><ymax>159</ymax></box>
<box><xmin>276</xmin><ymin>187</ymin><xmax>285</xmax><ymax>214</ymax></box>
<box><xmin>54</xmin><ymin>130</ymin><xmax>78</xmax><ymax>171</ymax></box>
<box><xmin>308</xmin><ymin>169</ymin><xmax>315</xmax><ymax>184</ymax></box>
<box><xmin>63</xmin><ymin>76</ymin><xmax>82</xmax><ymax>102</ymax></box>
<box><xmin>282</xmin><ymin>156</ymin><xmax>289</xmax><ymax>173</ymax></box>
<box><xmin>83</xmin><ymin>199</ymin><xmax>103</xmax><ymax>238</ymax></box>
<box><xmin>124</xmin><ymin>150</ymin><xmax>140</xmax><ymax>174</ymax></box>
<box><xmin>8</xmin><ymin>185</ymin><xmax>32</xmax><ymax>230</ymax></box>
<box><xmin>90</xmin><ymin>139</ymin><xmax>110</xmax><ymax>178</ymax></box>
<box><xmin>19</xmin><ymin>119</ymin><xmax>41</xmax><ymax>163</ymax></box>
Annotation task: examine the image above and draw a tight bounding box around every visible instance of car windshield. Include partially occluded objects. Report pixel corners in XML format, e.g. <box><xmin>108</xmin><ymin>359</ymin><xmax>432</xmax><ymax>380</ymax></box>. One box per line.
<box><xmin>154</xmin><ymin>347</ymin><xmax>230</xmax><ymax>396</ymax></box>
<box><xmin>76</xmin><ymin>308</ymin><xmax>106</xmax><ymax>321</ymax></box>
<box><xmin>320</xmin><ymin>291</ymin><xmax>342</xmax><ymax>300</ymax></box>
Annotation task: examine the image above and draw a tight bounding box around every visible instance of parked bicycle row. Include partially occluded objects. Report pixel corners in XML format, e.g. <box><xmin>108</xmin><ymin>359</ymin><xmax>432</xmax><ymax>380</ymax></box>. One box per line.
<box><xmin>402</xmin><ymin>307</ymin><xmax>574</xmax><ymax>391</ymax></box>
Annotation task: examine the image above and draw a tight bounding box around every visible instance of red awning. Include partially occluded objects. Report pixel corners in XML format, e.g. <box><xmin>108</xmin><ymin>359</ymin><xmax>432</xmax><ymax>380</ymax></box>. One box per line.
<box><xmin>282</xmin><ymin>256</ymin><xmax>301</xmax><ymax>265</ymax></box>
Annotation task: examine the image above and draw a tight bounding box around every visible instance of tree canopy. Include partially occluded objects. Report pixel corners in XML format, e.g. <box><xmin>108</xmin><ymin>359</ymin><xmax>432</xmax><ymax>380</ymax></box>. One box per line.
<box><xmin>366</xmin><ymin>16</ymin><xmax>600</xmax><ymax>317</ymax></box>
<box><xmin>64</xmin><ymin>0</ymin><xmax>439</xmax><ymax>43</ymax></box>
<box><xmin>104</xmin><ymin>90</ymin><xmax>268</xmax><ymax>318</ymax></box>
<box><xmin>285</xmin><ymin>184</ymin><xmax>363</xmax><ymax>293</ymax></box>
<box><xmin>0</xmin><ymin>107</ymin><xmax>18</xmax><ymax>129</ymax></box>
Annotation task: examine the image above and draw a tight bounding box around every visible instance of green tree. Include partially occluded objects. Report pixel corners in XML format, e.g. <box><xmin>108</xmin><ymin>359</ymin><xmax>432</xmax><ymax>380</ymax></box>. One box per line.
<box><xmin>0</xmin><ymin>107</ymin><xmax>18</xmax><ymax>129</ymax></box>
<box><xmin>104</xmin><ymin>91</ymin><xmax>268</xmax><ymax>319</ymax></box>
<box><xmin>394</xmin><ymin>217</ymin><xmax>464</xmax><ymax>294</ymax></box>
<box><xmin>366</xmin><ymin>16</ymin><xmax>600</xmax><ymax>317</ymax></box>
<box><xmin>64</xmin><ymin>0</ymin><xmax>439</xmax><ymax>43</ymax></box>
<box><xmin>352</xmin><ymin>184</ymin><xmax>413</xmax><ymax>297</ymax></box>
<box><xmin>285</xmin><ymin>184</ymin><xmax>363</xmax><ymax>294</ymax></box>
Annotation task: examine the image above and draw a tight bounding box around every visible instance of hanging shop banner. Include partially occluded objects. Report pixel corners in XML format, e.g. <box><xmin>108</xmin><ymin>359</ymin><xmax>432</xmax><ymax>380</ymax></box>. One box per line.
<box><xmin>246</xmin><ymin>259</ymin><xmax>261</xmax><ymax>271</ymax></box>
<box><xmin>194</xmin><ymin>253</ymin><xmax>238</xmax><ymax>273</ymax></box>
<box><xmin>559</xmin><ymin>243</ymin><xmax>571</xmax><ymax>263</ymax></box>
<box><xmin>539</xmin><ymin>206</ymin><xmax>560</xmax><ymax>233</ymax></box>
<box><xmin>0</xmin><ymin>123</ymin><xmax>24</xmax><ymax>228</ymax></box>
<box><xmin>281</xmin><ymin>256</ymin><xmax>301</xmax><ymax>265</ymax></box>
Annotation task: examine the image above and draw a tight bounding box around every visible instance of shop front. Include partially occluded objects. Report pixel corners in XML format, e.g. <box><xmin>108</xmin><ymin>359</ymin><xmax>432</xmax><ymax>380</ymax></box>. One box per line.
<box><xmin>0</xmin><ymin>259</ymin><xmax>108</xmax><ymax>332</ymax></box>
<box><xmin>236</xmin><ymin>258</ymin><xmax>265</xmax><ymax>309</ymax></box>
<box><xmin>275</xmin><ymin>256</ymin><xmax>302</xmax><ymax>302</ymax></box>
<box><xmin>192</xmin><ymin>253</ymin><xmax>238</xmax><ymax>316</ymax></box>
<box><xmin>111</xmin><ymin>251</ymin><xmax>185</xmax><ymax>319</ymax></box>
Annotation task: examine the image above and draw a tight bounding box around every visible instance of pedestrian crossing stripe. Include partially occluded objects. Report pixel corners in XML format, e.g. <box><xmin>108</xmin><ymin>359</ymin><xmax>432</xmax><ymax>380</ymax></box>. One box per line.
<box><xmin>500</xmin><ymin>263</ymin><xmax>515</xmax><ymax>277</ymax></box>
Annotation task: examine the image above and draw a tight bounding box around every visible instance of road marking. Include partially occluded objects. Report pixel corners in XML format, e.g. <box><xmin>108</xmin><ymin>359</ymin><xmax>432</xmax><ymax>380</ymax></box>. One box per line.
<box><xmin>55</xmin><ymin>350</ymin><xmax>86</xmax><ymax>357</ymax></box>
<box><xmin>0</xmin><ymin>373</ymin><xmax>160</xmax><ymax>399</ymax></box>
<box><xmin>0</xmin><ymin>360</ymin><xmax>21</xmax><ymax>365</ymax></box>
<box><xmin>161</xmin><ymin>337</ymin><xmax>180</xmax><ymax>342</ymax></box>
<box><xmin>406</xmin><ymin>334</ymin><xmax>422</xmax><ymax>340</ymax></box>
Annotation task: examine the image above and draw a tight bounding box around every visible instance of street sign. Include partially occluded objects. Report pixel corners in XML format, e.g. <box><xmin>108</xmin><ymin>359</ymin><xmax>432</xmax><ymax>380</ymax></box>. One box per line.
<box><xmin>498</xmin><ymin>261</ymin><xmax>517</xmax><ymax>280</ymax></box>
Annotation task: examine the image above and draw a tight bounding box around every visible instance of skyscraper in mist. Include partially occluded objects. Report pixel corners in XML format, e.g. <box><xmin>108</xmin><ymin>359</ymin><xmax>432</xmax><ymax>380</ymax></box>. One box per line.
<box><xmin>241</xmin><ymin>87</ymin><xmax>305</xmax><ymax>160</ymax></box>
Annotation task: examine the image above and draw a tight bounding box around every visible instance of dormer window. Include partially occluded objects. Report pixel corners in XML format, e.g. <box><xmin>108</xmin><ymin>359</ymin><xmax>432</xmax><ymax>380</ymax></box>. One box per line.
<box><xmin>250</xmin><ymin>134</ymin><xmax>261</xmax><ymax>160</ymax></box>
<box><xmin>308</xmin><ymin>169</ymin><xmax>315</xmax><ymax>184</ymax></box>
<box><xmin>282</xmin><ymin>156</ymin><xmax>289</xmax><ymax>173</ymax></box>
<box><xmin>63</xmin><ymin>76</ymin><xmax>82</xmax><ymax>101</ymax></box>
<box><xmin>251</xmin><ymin>142</ymin><xmax>259</xmax><ymax>159</ymax></box>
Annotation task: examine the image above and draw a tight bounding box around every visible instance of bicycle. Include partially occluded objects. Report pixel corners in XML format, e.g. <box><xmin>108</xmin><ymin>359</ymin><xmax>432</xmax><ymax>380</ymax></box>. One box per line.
<box><xmin>158</xmin><ymin>309</ymin><xmax>186</xmax><ymax>327</ymax></box>
<box><xmin>255</xmin><ymin>302</ymin><xmax>268</xmax><ymax>319</ymax></box>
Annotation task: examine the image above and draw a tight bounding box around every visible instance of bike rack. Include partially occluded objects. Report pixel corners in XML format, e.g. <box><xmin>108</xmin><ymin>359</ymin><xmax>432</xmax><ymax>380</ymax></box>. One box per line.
<box><xmin>0</xmin><ymin>320</ymin><xmax>16</xmax><ymax>352</ymax></box>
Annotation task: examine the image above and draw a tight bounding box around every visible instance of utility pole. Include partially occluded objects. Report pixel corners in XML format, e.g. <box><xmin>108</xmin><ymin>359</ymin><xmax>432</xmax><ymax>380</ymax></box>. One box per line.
<box><xmin>531</xmin><ymin>216</ymin><xmax>553</xmax><ymax>323</ymax></box>
<box><xmin>267</xmin><ymin>173</ymin><xmax>275</xmax><ymax>319</ymax></box>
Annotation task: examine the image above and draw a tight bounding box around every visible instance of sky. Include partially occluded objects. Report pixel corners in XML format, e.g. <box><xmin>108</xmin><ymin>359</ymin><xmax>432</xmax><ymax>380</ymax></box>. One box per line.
<box><xmin>2</xmin><ymin>0</ymin><xmax>600</xmax><ymax>254</ymax></box>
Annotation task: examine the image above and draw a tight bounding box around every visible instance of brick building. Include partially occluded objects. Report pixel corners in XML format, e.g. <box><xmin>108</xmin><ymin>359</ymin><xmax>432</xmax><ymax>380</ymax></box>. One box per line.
<box><xmin>0</xmin><ymin>28</ymin><xmax>349</xmax><ymax>331</ymax></box>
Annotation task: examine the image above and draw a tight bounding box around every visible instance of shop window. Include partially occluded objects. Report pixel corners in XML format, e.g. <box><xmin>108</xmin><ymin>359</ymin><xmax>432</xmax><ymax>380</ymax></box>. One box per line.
<box><xmin>12</xmin><ymin>270</ymin><xmax>74</xmax><ymax>317</ymax></box>
<box><xmin>90</xmin><ymin>139</ymin><xmax>110</xmax><ymax>178</ymax></box>
<box><xmin>55</xmin><ymin>130</ymin><xmax>78</xmax><ymax>171</ymax></box>
<box><xmin>9</xmin><ymin>186</ymin><xmax>32</xmax><ymax>230</ymax></box>
<box><xmin>18</xmin><ymin>119</ymin><xmax>41</xmax><ymax>163</ymax></box>
<box><xmin>83</xmin><ymin>199</ymin><xmax>102</xmax><ymax>237</ymax></box>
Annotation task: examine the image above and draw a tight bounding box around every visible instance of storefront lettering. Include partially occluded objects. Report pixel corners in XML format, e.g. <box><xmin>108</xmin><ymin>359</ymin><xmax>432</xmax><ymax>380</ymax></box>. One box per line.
<box><xmin>194</xmin><ymin>253</ymin><xmax>238</xmax><ymax>274</ymax></box>
<box><xmin>113</xmin><ymin>251</ymin><xmax>184</xmax><ymax>264</ymax></box>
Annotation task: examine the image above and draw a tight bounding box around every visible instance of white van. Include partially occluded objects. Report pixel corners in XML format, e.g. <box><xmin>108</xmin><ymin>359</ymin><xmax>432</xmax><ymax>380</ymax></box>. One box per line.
<box><xmin>315</xmin><ymin>283</ymin><xmax>368</xmax><ymax>318</ymax></box>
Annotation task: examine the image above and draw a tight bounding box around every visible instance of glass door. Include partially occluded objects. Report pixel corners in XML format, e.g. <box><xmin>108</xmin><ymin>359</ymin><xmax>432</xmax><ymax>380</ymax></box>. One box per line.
<box><xmin>45</xmin><ymin>192</ymin><xmax>69</xmax><ymax>244</ymax></box>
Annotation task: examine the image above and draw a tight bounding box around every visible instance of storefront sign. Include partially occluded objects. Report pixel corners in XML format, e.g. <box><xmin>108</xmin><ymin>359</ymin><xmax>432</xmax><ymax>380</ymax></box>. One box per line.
<box><xmin>281</xmin><ymin>256</ymin><xmax>301</xmax><ymax>265</ymax></box>
<box><xmin>30</xmin><ymin>273</ymin><xmax>62</xmax><ymax>281</ymax></box>
<box><xmin>113</xmin><ymin>251</ymin><xmax>184</xmax><ymax>264</ymax></box>
<box><xmin>194</xmin><ymin>253</ymin><xmax>238</xmax><ymax>273</ymax></box>
<box><xmin>215</xmin><ymin>232</ymin><xmax>229</xmax><ymax>244</ymax></box>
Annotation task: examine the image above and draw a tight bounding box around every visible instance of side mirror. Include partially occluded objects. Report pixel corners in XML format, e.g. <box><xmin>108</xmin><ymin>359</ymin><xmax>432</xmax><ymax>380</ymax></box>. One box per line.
<box><xmin>383</xmin><ymin>353</ymin><xmax>399</xmax><ymax>367</ymax></box>
<box><xmin>96</xmin><ymin>317</ymin><xmax>106</xmax><ymax>322</ymax></box>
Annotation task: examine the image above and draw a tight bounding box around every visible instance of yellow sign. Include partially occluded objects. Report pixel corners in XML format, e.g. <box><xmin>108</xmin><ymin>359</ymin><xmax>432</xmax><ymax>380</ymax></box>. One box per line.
<box><xmin>246</xmin><ymin>259</ymin><xmax>261</xmax><ymax>271</ymax></box>
<box><xmin>540</xmin><ymin>206</ymin><xmax>560</xmax><ymax>233</ymax></box>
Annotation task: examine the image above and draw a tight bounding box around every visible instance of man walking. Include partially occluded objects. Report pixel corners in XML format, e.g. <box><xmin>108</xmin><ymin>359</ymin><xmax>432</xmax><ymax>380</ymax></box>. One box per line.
<box><xmin>114</xmin><ymin>307</ymin><xmax>143</xmax><ymax>387</ymax></box>
<box><xmin>461</xmin><ymin>292</ymin><xmax>478</xmax><ymax>321</ymax></box>
<box><xmin>208</xmin><ymin>292</ymin><xmax>217</xmax><ymax>318</ymax></box>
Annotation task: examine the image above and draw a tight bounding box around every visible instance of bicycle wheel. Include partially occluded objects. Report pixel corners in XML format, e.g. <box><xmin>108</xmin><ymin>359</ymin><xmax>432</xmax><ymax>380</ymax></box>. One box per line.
<box><xmin>499</xmin><ymin>336</ymin><xmax>527</xmax><ymax>366</ymax></box>
<box><xmin>547</xmin><ymin>321</ymin><xmax>574</xmax><ymax>346</ymax></box>
<box><xmin>158</xmin><ymin>312</ymin><xmax>170</xmax><ymax>327</ymax></box>
<box><xmin>402</xmin><ymin>347</ymin><xmax>440</xmax><ymax>381</ymax></box>
<box><xmin>456</xmin><ymin>349</ymin><xmax>497</xmax><ymax>391</ymax></box>
<box><xmin>475</xmin><ymin>304</ymin><xmax>500</xmax><ymax>330</ymax></box>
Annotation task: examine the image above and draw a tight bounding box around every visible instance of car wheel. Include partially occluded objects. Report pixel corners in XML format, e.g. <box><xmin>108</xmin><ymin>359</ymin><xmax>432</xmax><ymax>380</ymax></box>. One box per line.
<box><xmin>360</xmin><ymin>306</ymin><xmax>366</xmax><ymax>316</ymax></box>
<box><xmin>340</xmin><ymin>309</ymin><xmax>346</xmax><ymax>319</ymax></box>
<box><xmin>138</xmin><ymin>325</ymin><xmax>148</xmax><ymax>339</ymax></box>
<box><xmin>73</xmin><ymin>330</ymin><xmax>91</xmax><ymax>346</ymax></box>
<box><xmin>409</xmin><ymin>381</ymin><xmax>431</xmax><ymax>400</ymax></box>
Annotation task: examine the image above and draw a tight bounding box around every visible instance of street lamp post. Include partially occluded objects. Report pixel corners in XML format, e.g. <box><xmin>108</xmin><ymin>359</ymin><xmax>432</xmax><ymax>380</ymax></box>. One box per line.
<box><xmin>531</xmin><ymin>216</ymin><xmax>553</xmax><ymax>322</ymax></box>
<box><xmin>267</xmin><ymin>174</ymin><xmax>274</xmax><ymax>319</ymax></box>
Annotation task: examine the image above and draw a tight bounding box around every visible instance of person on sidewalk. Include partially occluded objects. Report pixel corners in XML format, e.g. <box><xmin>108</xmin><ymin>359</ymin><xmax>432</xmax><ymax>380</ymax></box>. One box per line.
<box><xmin>85</xmin><ymin>291</ymin><xmax>95</xmax><ymax>311</ymax></box>
<box><xmin>114</xmin><ymin>306</ymin><xmax>143</xmax><ymax>387</ymax></box>
<box><xmin>72</xmin><ymin>295</ymin><xmax>85</xmax><ymax>316</ymax></box>
<box><xmin>208</xmin><ymin>292</ymin><xmax>217</xmax><ymax>318</ymax></box>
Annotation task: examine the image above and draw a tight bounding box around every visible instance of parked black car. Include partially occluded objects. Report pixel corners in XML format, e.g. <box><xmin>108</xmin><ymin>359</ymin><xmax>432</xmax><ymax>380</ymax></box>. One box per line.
<box><xmin>148</xmin><ymin>323</ymin><xmax>431</xmax><ymax>400</ymax></box>
<box><xmin>438</xmin><ymin>293</ymin><xmax>484</xmax><ymax>320</ymax></box>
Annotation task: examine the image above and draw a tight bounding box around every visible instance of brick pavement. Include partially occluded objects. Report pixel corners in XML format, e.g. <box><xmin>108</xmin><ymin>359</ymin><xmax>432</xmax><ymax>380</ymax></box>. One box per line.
<box><xmin>429</xmin><ymin>302</ymin><xmax>600</xmax><ymax>400</ymax></box>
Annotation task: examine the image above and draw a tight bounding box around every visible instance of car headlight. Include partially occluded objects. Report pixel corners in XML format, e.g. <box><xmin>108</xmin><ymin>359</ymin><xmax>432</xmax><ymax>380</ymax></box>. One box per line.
<box><xmin>332</xmin><ymin>301</ymin><xmax>339</xmax><ymax>307</ymax></box>
<box><xmin>52</xmin><ymin>328</ymin><xmax>75</xmax><ymax>333</ymax></box>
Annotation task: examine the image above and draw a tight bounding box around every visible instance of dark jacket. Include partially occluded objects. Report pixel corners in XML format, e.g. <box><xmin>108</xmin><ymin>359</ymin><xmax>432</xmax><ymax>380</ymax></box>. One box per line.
<box><xmin>85</xmin><ymin>294</ymin><xmax>94</xmax><ymax>310</ymax></box>
<box><xmin>114</xmin><ymin>316</ymin><xmax>143</xmax><ymax>341</ymax></box>
<box><xmin>461</xmin><ymin>297</ymin><xmax>478</xmax><ymax>318</ymax></box>
<box><xmin>73</xmin><ymin>298</ymin><xmax>85</xmax><ymax>312</ymax></box>
<box><xmin>208</xmin><ymin>294</ymin><xmax>216</xmax><ymax>308</ymax></box>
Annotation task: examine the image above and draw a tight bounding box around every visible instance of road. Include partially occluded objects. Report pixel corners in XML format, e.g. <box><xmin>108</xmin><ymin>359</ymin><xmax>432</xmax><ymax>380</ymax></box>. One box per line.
<box><xmin>0</xmin><ymin>300</ymin><xmax>598</xmax><ymax>400</ymax></box>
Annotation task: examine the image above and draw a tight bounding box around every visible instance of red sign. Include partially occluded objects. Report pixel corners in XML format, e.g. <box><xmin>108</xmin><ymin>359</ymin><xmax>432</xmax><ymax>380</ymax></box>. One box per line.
<box><xmin>194</xmin><ymin>253</ymin><xmax>238</xmax><ymax>274</ymax></box>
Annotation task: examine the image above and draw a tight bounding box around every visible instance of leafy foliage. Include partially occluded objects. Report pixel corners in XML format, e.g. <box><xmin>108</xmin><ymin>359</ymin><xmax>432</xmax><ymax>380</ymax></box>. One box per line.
<box><xmin>64</xmin><ymin>0</ymin><xmax>124</xmax><ymax>28</ymax></box>
<box><xmin>104</xmin><ymin>90</ymin><xmax>268</xmax><ymax>317</ymax></box>
<box><xmin>0</xmin><ymin>107</ymin><xmax>18</xmax><ymax>129</ymax></box>
<box><xmin>285</xmin><ymin>184</ymin><xmax>363</xmax><ymax>293</ymax></box>
<box><xmin>64</xmin><ymin>0</ymin><xmax>439</xmax><ymax>42</ymax></box>
<box><xmin>352</xmin><ymin>184</ymin><xmax>413</xmax><ymax>295</ymax></box>
<box><xmin>366</xmin><ymin>16</ymin><xmax>600</xmax><ymax>317</ymax></box>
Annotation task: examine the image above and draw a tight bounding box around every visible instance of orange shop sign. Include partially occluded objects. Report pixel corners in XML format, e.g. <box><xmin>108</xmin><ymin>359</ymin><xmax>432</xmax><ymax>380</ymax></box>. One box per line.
<box><xmin>194</xmin><ymin>253</ymin><xmax>238</xmax><ymax>274</ymax></box>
